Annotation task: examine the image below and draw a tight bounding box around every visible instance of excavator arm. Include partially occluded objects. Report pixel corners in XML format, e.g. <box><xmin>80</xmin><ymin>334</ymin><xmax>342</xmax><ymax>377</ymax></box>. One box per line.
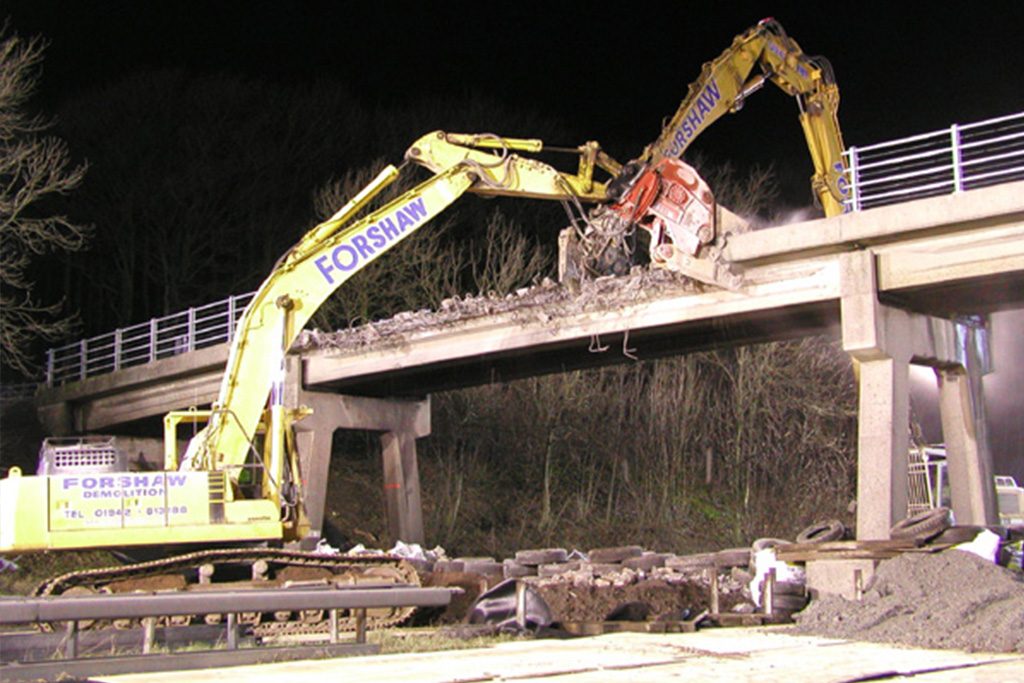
<box><xmin>181</xmin><ymin>131</ymin><xmax>623</xmax><ymax>540</ymax></box>
<box><xmin>0</xmin><ymin>130</ymin><xmax>623</xmax><ymax>553</ymax></box>
<box><xmin>642</xmin><ymin>18</ymin><xmax>849</xmax><ymax>216</ymax></box>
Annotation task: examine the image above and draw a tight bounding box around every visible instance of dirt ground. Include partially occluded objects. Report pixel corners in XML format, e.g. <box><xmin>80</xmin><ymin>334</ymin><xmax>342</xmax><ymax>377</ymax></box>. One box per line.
<box><xmin>794</xmin><ymin>550</ymin><xmax>1024</xmax><ymax>653</ymax></box>
<box><xmin>535</xmin><ymin>577</ymin><xmax>741</xmax><ymax>623</ymax></box>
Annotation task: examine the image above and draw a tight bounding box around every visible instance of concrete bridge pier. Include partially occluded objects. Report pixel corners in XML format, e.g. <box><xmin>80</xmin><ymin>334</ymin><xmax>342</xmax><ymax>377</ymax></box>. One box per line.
<box><xmin>840</xmin><ymin>252</ymin><xmax>998</xmax><ymax>539</ymax></box>
<box><xmin>937</xmin><ymin>347</ymin><xmax>999</xmax><ymax>527</ymax></box>
<box><xmin>283</xmin><ymin>357</ymin><xmax>428</xmax><ymax>548</ymax></box>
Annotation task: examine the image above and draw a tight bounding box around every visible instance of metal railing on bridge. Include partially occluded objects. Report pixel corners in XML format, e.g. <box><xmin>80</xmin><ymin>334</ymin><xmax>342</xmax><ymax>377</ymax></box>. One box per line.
<box><xmin>844</xmin><ymin>111</ymin><xmax>1024</xmax><ymax>211</ymax></box>
<box><xmin>40</xmin><ymin>112</ymin><xmax>1024</xmax><ymax>388</ymax></box>
<box><xmin>45</xmin><ymin>293</ymin><xmax>254</xmax><ymax>387</ymax></box>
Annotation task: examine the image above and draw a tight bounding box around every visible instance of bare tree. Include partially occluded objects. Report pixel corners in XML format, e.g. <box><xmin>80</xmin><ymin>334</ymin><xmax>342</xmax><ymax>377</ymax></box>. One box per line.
<box><xmin>0</xmin><ymin>26</ymin><xmax>88</xmax><ymax>377</ymax></box>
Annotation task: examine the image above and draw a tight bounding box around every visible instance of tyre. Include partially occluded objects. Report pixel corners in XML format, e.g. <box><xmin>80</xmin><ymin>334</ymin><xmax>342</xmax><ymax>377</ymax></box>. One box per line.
<box><xmin>930</xmin><ymin>525</ymin><xmax>986</xmax><ymax>545</ymax></box>
<box><xmin>796</xmin><ymin>520</ymin><xmax>845</xmax><ymax>544</ymax></box>
<box><xmin>767</xmin><ymin>593</ymin><xmax>809</xmax><ymax>612</ymax></box>
<box><xmin>890</xmin><ymin>507</ymin><xmax>951</xmax><ymax>541</ymax></box>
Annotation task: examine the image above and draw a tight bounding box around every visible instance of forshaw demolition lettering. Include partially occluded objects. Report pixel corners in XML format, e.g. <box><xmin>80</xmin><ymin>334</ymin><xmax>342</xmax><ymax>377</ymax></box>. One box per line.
<box><xmin>314</xmin><ymin>197</ymin><xmax>429</xmax><ymax>284</ymax></box>
<box><xmin>62</xmin><ymin>473</ymin><xmax>187</xmax><ymax>499</ymax></box>
<box><xmin>667</xmin><ymin>78</ymin><xmax>722</xmax><ymax>157</ymax></box>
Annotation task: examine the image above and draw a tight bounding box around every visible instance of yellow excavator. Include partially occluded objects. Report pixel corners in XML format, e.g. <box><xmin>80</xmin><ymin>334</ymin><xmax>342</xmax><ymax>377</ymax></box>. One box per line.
<box><xmin>563</xmin><ymin>17</ymin><xmax>848</xmax><ymax>284</ymax></box>
<box><xmin>0</xmin><ymin>19</ymin><xmax>848</xmax><ymax>629</ymax></box>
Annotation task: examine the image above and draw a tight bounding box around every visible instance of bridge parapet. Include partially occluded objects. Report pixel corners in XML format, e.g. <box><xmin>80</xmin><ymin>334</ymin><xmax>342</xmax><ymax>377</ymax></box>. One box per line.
<box><xmin>844</xmin><ymin>111</ymin><xmax>1024</xmax><ymax>211</ymax></box>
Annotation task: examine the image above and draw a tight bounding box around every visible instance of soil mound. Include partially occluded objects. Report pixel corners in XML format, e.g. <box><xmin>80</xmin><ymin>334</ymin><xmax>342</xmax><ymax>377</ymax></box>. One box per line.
<box><xmin>794</xmin><ymin>550</ymin><xmax>1024</xmax><ymax>653</ymax></box>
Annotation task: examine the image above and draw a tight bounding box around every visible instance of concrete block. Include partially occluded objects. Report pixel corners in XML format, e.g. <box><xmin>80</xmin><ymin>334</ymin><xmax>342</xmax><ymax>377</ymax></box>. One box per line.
<box><xmin>805</xmin><ymin>559</ymin><xmax>878</xmax><ymax>601</ymax></box>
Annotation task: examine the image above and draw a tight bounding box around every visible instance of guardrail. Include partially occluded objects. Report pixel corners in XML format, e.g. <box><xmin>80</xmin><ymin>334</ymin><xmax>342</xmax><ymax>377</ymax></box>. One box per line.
<box><xmin>39</xmin><ymin>112</ymin><xmax>1024</xmax><ymax>387</ymax></box>
<box><xmin>845</xmin><ymin>111</ymin><xmax>1024</xmax><ymax>211</ymax></box>
<box><xmin>0</xmin><ymin>583</ymin><xmax>455</xmax><ymax>681</ymax></box>
<box><xmin>45</xmin><ymin>292</ymin><xmax>254</xmax><ymax>387</ymax></box>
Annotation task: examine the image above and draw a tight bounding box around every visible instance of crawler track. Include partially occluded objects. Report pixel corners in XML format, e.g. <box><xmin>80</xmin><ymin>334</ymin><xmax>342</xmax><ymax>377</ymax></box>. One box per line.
<box><xmin>34</xmin><ymin>547</ymin><xmax>420</xmax><ymax>635</ymax></box>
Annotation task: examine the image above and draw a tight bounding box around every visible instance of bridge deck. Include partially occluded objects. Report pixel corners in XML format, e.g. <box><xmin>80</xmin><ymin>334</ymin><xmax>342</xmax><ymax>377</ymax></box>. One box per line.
<box><xmin>36</xmin><ymin>180</ymin><xmax>1024</xmax><ymax>431</ymax></box>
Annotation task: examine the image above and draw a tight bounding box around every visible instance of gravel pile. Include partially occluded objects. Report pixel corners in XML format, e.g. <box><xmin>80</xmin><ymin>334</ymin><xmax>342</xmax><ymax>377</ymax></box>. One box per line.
<box><xmin>793</xmin><ymin>550</ymin><xmax>1024</xmax><ymax>653</ymax></box>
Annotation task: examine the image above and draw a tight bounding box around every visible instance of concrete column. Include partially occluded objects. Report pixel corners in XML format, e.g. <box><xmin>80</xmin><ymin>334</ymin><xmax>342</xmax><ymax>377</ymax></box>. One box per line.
<box><xmin>937</xmin><ymin>365</ymin><xmax>999</xmax><ymax>525</ymax></box>
<box><xmin>854</xmin><ymin>356</ymin><xmax>910</xmax><ymax>539</ymax></box>
<box><xmin>380</xmin><ymin>431</ymin><xmax>425</xmax><ymax>544</ymax></box>
<box><xmin>841</xmin><ymin>251</ymin><xmax>912</xmax><ymax>539</ymax></box>
<box><xmin>841</xmin><ymin>251</ymin><xmax>998</xmax><ymax>537</ymax></box>
<box><xmin>284</xmin><ymin>356</ymin><xmax>430</xmax><ymax>547</ymax></box>
<box><xmin>292</xmin><ymin>420</ymin><xmax>334</xmax><ymax>546</ymax></box>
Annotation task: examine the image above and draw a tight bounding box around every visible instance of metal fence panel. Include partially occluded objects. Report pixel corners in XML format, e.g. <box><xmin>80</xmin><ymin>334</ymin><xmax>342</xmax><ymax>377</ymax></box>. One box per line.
<box><xmin>45</xmin><ymin>292</ymin><xmax>254</xmax><ymax>386</ymax></box>
<box><xmin>845</xmin><ymin>111</ymin><xmax>1024</xmax><ymax>211</ymax></box>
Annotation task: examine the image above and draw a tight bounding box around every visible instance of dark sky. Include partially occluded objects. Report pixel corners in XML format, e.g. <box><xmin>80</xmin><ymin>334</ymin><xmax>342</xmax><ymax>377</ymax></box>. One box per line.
<box><xmin>6</xmin><ymin>1</ymin><xmax>1024</xmax><ymax>475</ymax></box>
<box><xmin>7</xmin><ymin>2</ymin><xmax>1024</xmax><ymax>206</ymax></box>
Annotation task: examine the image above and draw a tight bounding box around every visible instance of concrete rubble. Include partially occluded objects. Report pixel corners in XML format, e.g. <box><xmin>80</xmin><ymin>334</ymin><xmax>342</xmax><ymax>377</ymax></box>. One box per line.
<box><xmin>294</xmin><ymin>269</ymin><xmax>702</xmax><ymax>353</ymax></box>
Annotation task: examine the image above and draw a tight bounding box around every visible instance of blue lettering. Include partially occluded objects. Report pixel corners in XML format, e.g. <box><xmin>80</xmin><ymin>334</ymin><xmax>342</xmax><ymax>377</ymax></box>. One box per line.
<box><xmin>367</xmin><ymin>225</ymin><xmax>387</xmax><ymax>249</ymax></box>
<box><xmin>313</xmin><ymin>197</ymin><xmax>430</xmax><ymax>285</ymax></box>
<box><xmin>378</xmin><ymin>217</ymin><xmax>400</xmax><ymax>240</ymax></box>
<box><xmin>133</xmin><ymin>475</ymin><xmax>149</xmax><ymax>488</ymax></box>
<box><xmin>99</xmin><ymin>476</ymin><xmax>114</xmax><ymax>489</ymax></box>
<box><xmin>404</xmin><ymin>197</ymin><xmax>428</xmax><ymax>221</ymax></box>
<box><xmin>666</xmin><ymin>78</ymin><xmax>722</xmax><ymax>157</ymax></box>
<box><xmin>332</xmin><ymin>244</ymin><xmax>359</xmax><ymax>272</ymax></box>
<box><xmin>168</xmin><ymin>474</ymin><xmax>187</xmax><ymax>487</ymax></box>
<box><xmin>396</xmin><ymin>210</ymin><xmax>414</xmax><ymax>232</ymax></box>
<box><xmin>685</xmin><ymin>108</ymin><xmax>701</xmax><ymax>131</ymax></box>
<box><xmin>697</xmin><ymin>97</ymin><xmax>710</xmax><ymax>118</ymax></box>
<box><xmin>64</xmin><ymin>477</ymin><xmax>79</xmax><ymax>490</ymax></box>
<box><xmin>351</xmin><ymin>234</ymin><xmax>375</xmax><ymax>259</ymax></box>
<box><xmin>83</xmin><ymin>477</ymin><xmax>97</xmax><ymax>490</ymax></box>
<box><xmin>704</xmin><ymin>79</ymin><xmax>720</xmax><ymax>107</ymax></box>
<box><xmin>315</xmin><ymin>255</ymin><xmax>335</xmax><ymax>285</ymax></box>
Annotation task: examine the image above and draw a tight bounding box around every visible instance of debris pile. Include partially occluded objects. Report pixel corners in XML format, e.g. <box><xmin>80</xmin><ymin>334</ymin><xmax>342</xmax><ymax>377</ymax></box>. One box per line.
<box><xmin>295</xmin><ymin>269</ymin><xmax>702</xmax><ymax>353</ymax></box>
<box><xmin>425</xmin><ymin>544</ymin><xmax>759</xmax><ymax>626</ymax></box>
<box><xmin>794</xmin><ymin>550</ymin><xmax>1024</xmax><ymax>653</ymax></box>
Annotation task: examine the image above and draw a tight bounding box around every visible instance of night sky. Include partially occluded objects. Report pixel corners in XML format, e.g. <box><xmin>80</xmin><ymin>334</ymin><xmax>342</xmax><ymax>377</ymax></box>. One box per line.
<box><xmin>8</xmin><ymin>2</ymin><xmax>1024</xmax><ymax>206</ymax></box>
<box><xmin>5</xmin><ymin>2</ymin><xmax>1024</xmax><ymax>474</ymax></box>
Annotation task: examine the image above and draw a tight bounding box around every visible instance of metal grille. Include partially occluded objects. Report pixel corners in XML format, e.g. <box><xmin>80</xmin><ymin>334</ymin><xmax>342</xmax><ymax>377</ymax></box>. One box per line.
<box><xmin>37</xmin><ymin>436</ymin><xmax>126</xmax><ymax>475</ymax></box>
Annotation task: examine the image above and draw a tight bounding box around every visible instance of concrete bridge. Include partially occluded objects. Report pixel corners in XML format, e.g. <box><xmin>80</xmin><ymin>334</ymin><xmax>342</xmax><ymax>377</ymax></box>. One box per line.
<box><xmin>34</xmin><ymin>180</ymin><xmax>1024</xmax><ymax>550</ymax></box>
